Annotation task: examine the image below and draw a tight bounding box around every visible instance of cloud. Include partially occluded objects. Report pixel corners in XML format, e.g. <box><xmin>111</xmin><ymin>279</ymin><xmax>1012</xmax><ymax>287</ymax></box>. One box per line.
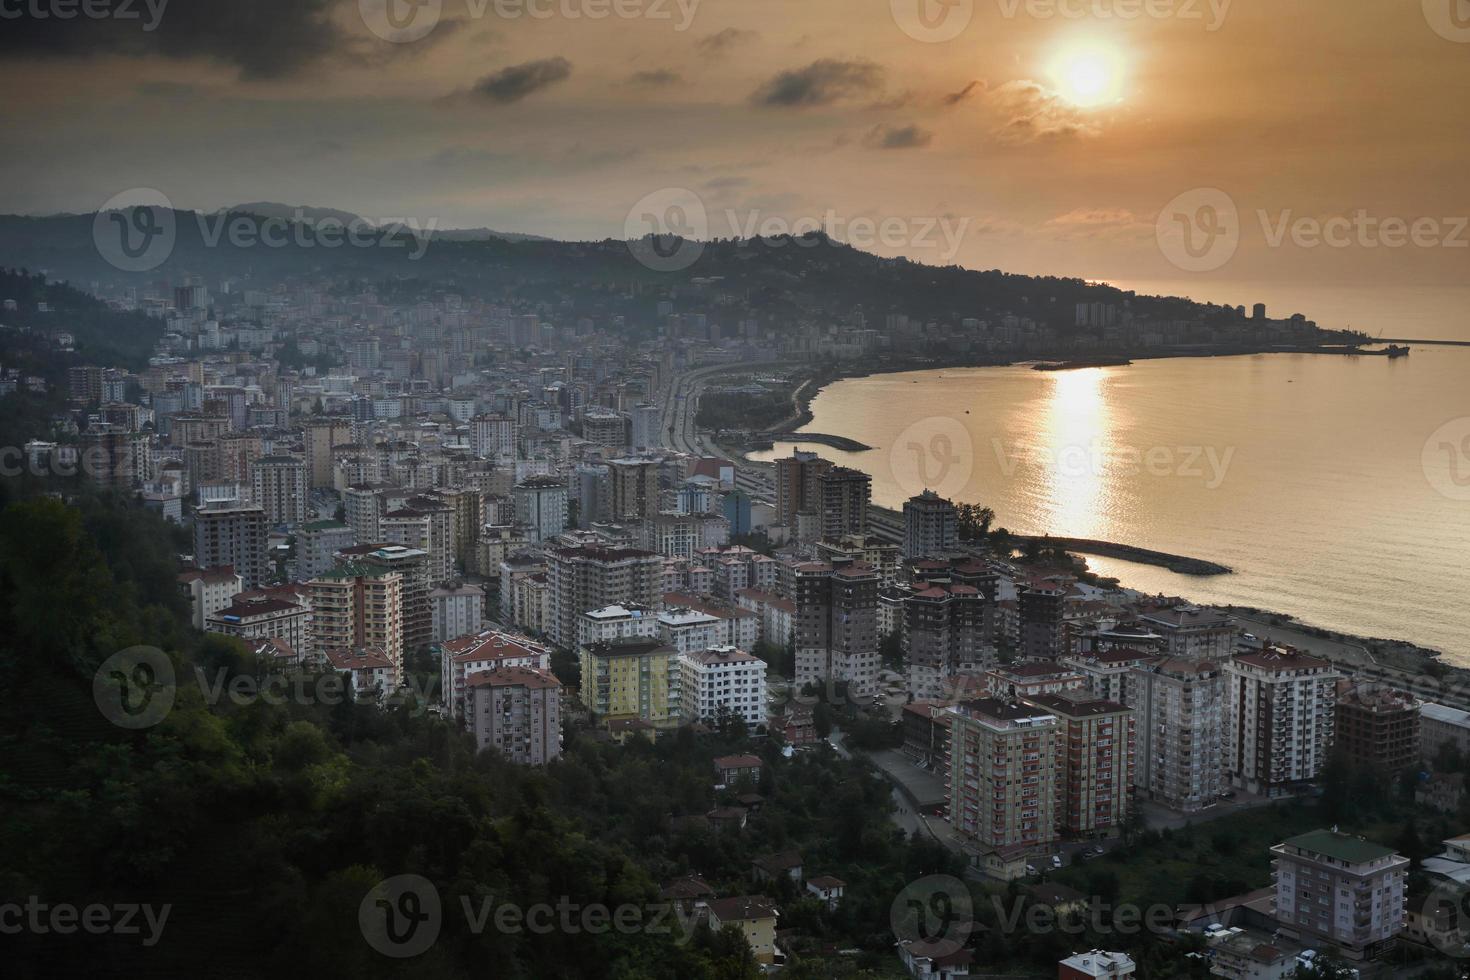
<box><xmin>696</xmin><ymin>28</ymin><xmax>759</xmax><ymax>56</ymax></box>
<box><xmin>627</xmin><ymin>69</ymin><xmax>682</xmax><ymax>87</ymax></box>
<box><xmin>942</xmin><ymin>80</ymin><xmax>983</xmax><ymax>106</ymax></box>
<box><xmin>1044</xmin><ymin>208</ymin><xmax>1150</xmax><ymax>239</ymax></box>
<box><xmin>863</xmin><ymin>123</ymin><xmax>933</xmax><ymax>150</ymax></box>
<box><xmin>988</xmin><ymin>80</ymin><xmax>1098</xmax><ymax>142</ymax></box>
<box><xmin>0</xmin><ymin>0</ymin><xmax>343</xmax><ymax>79</ymax></box>
<box><xmin>752</xmin><ymin>59</ymin><xmax>886</xmax><ymax>107</ymax></box>
<box><xmin>471</xmin><ymin>57</ymin><xmax>573</xmax><ymax>104</ymax></box>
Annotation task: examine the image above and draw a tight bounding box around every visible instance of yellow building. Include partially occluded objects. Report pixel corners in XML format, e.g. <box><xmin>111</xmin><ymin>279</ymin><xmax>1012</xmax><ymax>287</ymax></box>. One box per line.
<box><xmin>578</xmin><ymin>638</ymin><xmax>681</xmax><ymax>728</ymax></box>
<box><xmin>305</xmin><ymin>564</ymin><xmax>405</xmax><ymax>671</ymax></box>
<box><xmin>706</xmin><ymin>897</ymin><xmax>779</xmax><ymax>964</ymax></box>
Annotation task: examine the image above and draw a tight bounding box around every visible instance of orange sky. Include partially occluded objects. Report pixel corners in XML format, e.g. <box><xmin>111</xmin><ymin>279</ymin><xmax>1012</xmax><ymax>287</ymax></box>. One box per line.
<box><xmin>2</xmin><ymin>0</ymin><xmax>1468</xmax><ymax>291</ymax></box>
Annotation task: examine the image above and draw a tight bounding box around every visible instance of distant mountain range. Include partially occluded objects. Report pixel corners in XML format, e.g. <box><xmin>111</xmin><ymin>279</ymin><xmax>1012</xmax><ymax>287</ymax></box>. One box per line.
<box><xmin>0</xmin><ymin>204</ymin><xmax>1266</xmax><ymax>332</ymax></box>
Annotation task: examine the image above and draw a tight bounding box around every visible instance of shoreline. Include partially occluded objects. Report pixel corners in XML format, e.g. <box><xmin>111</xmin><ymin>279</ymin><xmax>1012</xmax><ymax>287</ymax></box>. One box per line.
<box><xmin>719</xmin><ymin>351</ymin><xmax>1462</xmax><ymax>676</ymax></box>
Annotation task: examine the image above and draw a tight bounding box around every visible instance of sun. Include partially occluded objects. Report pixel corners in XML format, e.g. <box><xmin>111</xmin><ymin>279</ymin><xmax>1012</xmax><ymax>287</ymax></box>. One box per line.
<box><xmin>1050</xmin><ymin>41</ymin><xmax>1125</xmax><ymax>108</ymax></box>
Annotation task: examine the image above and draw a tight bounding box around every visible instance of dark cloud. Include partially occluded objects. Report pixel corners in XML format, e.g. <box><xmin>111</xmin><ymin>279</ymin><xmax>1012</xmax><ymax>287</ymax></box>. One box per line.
<box><xmin>752</xmin><ymin>59</ymin><xmax>885</xmax><ymax>107</ymax></box>
<box><xmin>863</xmin><ymin>123</ymin><xmax>933</xmax><ymax>150</ymax></box>
<box><xmin>696</xmin><ymin>28</ymin><xmax>758</xmax><ymax>56</ymax></box>
<box><xmin>942</xmin><ymin>80</ymin><xmax>983</xmax><ymax>106</ymax></box>
<box><xmin>627</xmin><ymin>69</ymin><xmax>682</xmax><ymax>87</ymax></box>
<box><xmin>472</xmin><ymin>57</ymin><xmax>573</xmax><ymax>104</ymax></box>
<box><xmin>0</xmin><ymin>0</ymin><xmax>343</xmax><ymax>79</ymax></box>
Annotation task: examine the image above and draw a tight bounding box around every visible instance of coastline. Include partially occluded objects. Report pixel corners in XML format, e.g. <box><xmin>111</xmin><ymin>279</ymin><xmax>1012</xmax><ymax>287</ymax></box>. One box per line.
<box><xmin>717</xmin><ymin>352</ymin><xmax>1463</xmax><ymax>680</ymax></box>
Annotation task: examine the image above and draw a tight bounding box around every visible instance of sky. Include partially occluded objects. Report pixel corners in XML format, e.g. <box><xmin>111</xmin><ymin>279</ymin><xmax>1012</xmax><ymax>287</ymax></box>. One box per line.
<box><xmin>2</xmin><ymin>0</ymin><xmax>1469</xmax><ymax>293</ymax></box>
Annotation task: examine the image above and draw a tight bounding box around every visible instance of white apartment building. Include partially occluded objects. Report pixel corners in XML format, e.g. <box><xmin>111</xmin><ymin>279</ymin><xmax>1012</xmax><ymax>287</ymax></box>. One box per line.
<box><xmin>179</xmin><ymin>565</ymin><xmax>243</xmax><ymax>630</ymax></box>
<box><xmin>440</xmin><ymin>628</ymin><xmax>553</xmax><ymax>720</ymax></box>
<box><xmin>1224</xmin><ymin>648</ymin><xmax>1341</xmax><ymax>797</ymax></box>
<box><xmin>1130</xmin><ymin>657</ymin><xmax>1224</xmax><ymax>813</ymax></box>
<box><xmin>1271</xmin><ymin>829</ymin><xmax>1408</xmax><ymax>961</ymax></box>
<box><xmin>680</xmin><ymin>646</ymin><xmax>768</xmax><ymax>728</ymax></box>
<box><xmin>431</xmin><ymin>582</ymin><xmax>485</xmax><ymax>643</ymax></box>
<box><xmin>577</xmin><ymin>603</ymin><xmax>660</xmax><ymax>647</ymax></box>
<box><xmin>659</xmin><ymin>607</ymin><xmax>724</xmax><ymax>655</ymax></box>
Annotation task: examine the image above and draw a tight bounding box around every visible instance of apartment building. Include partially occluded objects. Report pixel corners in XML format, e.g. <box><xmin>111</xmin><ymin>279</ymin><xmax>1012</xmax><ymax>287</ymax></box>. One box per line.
<box><xmin>1019</xmin><ymin>583</ymin><xmax>1067</xmax><ymax>660</ymax></box>
<box><xmin>1421</xmin><ymin>703</ymin><xmax>1470</xmax><ymax>762</ymax></box>
<box><xmin>1062</xmin><ymin>649</ymin><xmax>1156</xmax><ymax>706</ymax></box>
<box><xmin>986</xmin><ymin>661</ymin><xmax>1087</xmax><ymax>700</ymax></box>
<box><xmin>1334</xmin><ymin>686</ymin><xmax>1421</xmax><ymax>774</ymax></box>
<box><xmin>360</xmin><ymin>545</ymin><xmax>433</xmax><ymax>655</ymax></box>
<box><xmin>513</xmin><ymin>475</ymin><xmax>569</xmax><ymax>543</ymax></box>
<box><xmin>250</xmin><ymin>455</ymin><xmax>308</xmax><ymax>528</ymax></box>
<box><xmin>577</xmin><ymin>603</ymin><xmax>660</xmax><ymax>647</ymax></box>
<box><xmin>680</xmin><ymin>645</ymin><xmax>767</xmax><ymax>727</ymax></box>
<box><xmin>1271</xmin><ymin>829</ymin><xmax>1408</xmax><ymax>961</ymax></box>
<box><xmin>663</xmin><ymin>592</ymin><xmax>760</xmax><ymax>651</ymax></box>
<box><xmin>193</xmin><ymin>502</ymin><xmax>268</xmax><ymax>588</ymax></box>
<box><xmin>206</xmin><ymin>594</ymin><xmax>310</xmax><ymax>652</ymax></box>
<box><xmin>1130</xmin><ymin>657</ymin><xmax>1224</xmax><ymax>812</ymax></box>
<box><xmin>902</xmin><ymin>489</ymin><xmax>958</xmax><ymax>559</ymax></box>
<box><xmin>178</xmin><ymin>565</ymin><xmax>243</xmax><ymax>629</ymax></box>
<box><xmin>1224</xmin><ymin>648</ymin><xmax>1340</xmax><ymax>797</ymax></box>
<box><xmin>817</xmin><ymin>466</ymin><xmax>871</xmax><ymax>540</ymax></box>
<box><xmin>1137</xmin><ymin>602</ymin><xmax>1236</xmax><ymax>660</ymax></box>
<box><xmin>578</xmin><ymin>637</ymin><xmax>682</xmax><ymax>728</ymax></box>
<box><xmin>774</xmin><ymin>449</ymin><xmax>831</xmax><ymax>530</ymax></box>
<box><xmin>947</xmin><ymin>698</ymin><xmax>1061</xmax><ymax>855</ymax></box>
<box><xmin>607</xmin><ymin>457</ymin><xmax>661</xmax><ymax>523</ymax></box>
<box><xmin>304</xmin><ymin>417</ymin><xmax>352</xmax><ymax>488</ymax></box>
<box><xmin>1021</xmin><ymin>692</ymin><xmax>1135</xmax><ymax>839</ymax></box>
<box><xmin>441</xmin><ymin>628</ymin><xmax>552</xmax><ymax>719</ymax></box>
<box><xmin>324</xmin><ymin>646</ymin><xmax>399</xmax><ymax>700</ymax></box>
<box><xmin>305</xmin><ymin>564</ymin><xmax>404</xmax><ymax>670</ymax></box>
<box><xmin>793</xmin><ymin>559</ymin><xmax>880</xmax><ymax>696</ymax></box>
<box><xmin>901</xmin><ymin>581</ymin><xmax>987</xmax><ymax>701</ymax></box>
<box><xmin>546</xmin><ymin>545</ymin><xmax>663</xmax><ymax>649</ymax></box>
<box><xmin>735</xmin><ymin>588</ymin><xmax>795</xmax><ymax>649</ymax></box>
<box><xmin>296</xmin><ymin>520</ymin><xmax>354</xmax><ymax>581</ymax></box>
<box><xmin>430</xmin><ymin>582</ymin><xmax>484</xmax><ymax>644</ymax></box>
<box><xmin>466</xmin><ymin>665</ymin><xmax>563</xmax><ymax>765</ymax></box>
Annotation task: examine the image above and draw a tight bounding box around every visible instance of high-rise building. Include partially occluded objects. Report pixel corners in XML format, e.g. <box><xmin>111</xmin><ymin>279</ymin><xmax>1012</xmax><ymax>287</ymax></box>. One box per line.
<box><xmin>430</xmin><ymin>582</ymin><xmax>485</xmax><ymax>643</ymax></box>
<box><xmin>360</xmin><ymin>545</ymin><xmax>432</xmax><ymax>657</ymax></box>
<box><xmin>193</xmin><ymin>503</ymin><xmax>268</xmax><ymax>588</ymax></box>
<box><xmin>466</xmin><ymin>666</ymin><xmax>563</xmax><ymax>765</ymax></box>
<box><xmin>607</xmin><ymin>457</ymin><xmax>661</xmax><ymax>523</ymax></box>
<box><xmin>901</xmin><ymin>581</ymin><xmax>987</xmax><ymax>701</ymax></box>
<box><xmin>470</xmin><ymin>414</ymin><xmax>516</xmax><ymax>458</ymax></box>
<box><xmin>305</xmin><ymin>563</ymin><xmax>405</xmax><ymax>671</ymax></box>
<box><xmin>1021</xmin><ymin>691</ymin><xmax>1135</xmax><ymax>839</ymax></box>
<box><xmin>947</xmin><ymin>698</ymin><xmax>1061</xmax><ymax>853</ymax></box>
<box><xmin>1130</xmin><ymin>657</ymin><xmax>1224</xmax><ymax>812</ymax></box>
<box><xmin>303</xmin><ymin>418</ymin><xmax>353</xmax><ymax>489</ymax></box>
<box><xmin>1271</xmin><ymin>829</ymin><xmax>1408</xmax><ymax>961</ymax></box>
<box><xmin>1224</xmin><ymin>647</ymin><xmax>1341</xmax><ymax>797</ymax></box>
<box><xmin>513</xmin><ymin>475</ymin><xmax>569</xmax><ymax>543</ymax></box>
<box><xmin>546</xmin><ymin>546</ymin><xmax>664</xmax><ymax>649</ymax></box>
<box><xmin>1335</xmin><ymin>686</ymin><xmax>1421</xmax><ymax>774</ymax></box>
<box><xmin>1019</xmin><ymin>584</ymin><xmax>1066</xmax><ymax>660</ymax></box>
<box><xmin>902</xmin><ymin>490</ymin><xmax>957</xmax><ymax>558</ymax></box>
<box><xmin>1136</xmin><ymin>602</ymin><xmax>1236</xmax><ymax>660</ymax></box>
<box><xmin>296</xmin><ymin>520</ymin><xmax>355</xmax><ymax>580</ymax></box>
<box><xmin>774</xmin><ymin>449</ymin><xmax>831</xmax><ymax>530</ymax></box>
<box><xmin>818</xmin><ymin>466</ymin><xmax>871</xmax><ymax>541</ymax></box>
<box><xmin>630</xmin><ymin>403</ymin><xmax>661</xmax><ymax>451</ymax></box>
<box><xmin>793</xmin><ymin>559</ymin><xmax>879</xmax><ymax>696</ymax></box>
<box><xmin>680</xmin><ymin>646</ymin><xmax>767</xmax><ymax>728</ymax></box>
<box><xmin>250</xmin><ymin>455</ymin><xmax>308</xmax><ymax>528</ymax></box>
<box><xmin>577</xmin><ymin>637</ymin><xmax>682</xmax><ymax>727</ymax></box>
<box><xmin>582</xmin><ymin>409</ymin><xmax>629</xmax><ymax>452</ymax></box>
